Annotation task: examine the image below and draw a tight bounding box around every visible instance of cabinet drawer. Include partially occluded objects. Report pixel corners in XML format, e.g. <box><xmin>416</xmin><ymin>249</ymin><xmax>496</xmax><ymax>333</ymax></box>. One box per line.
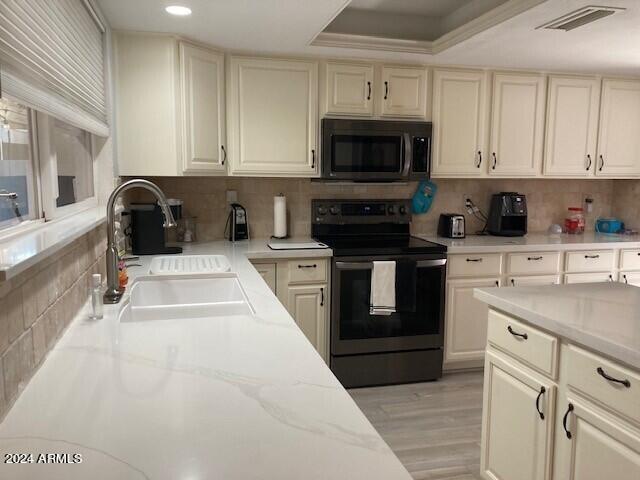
<box><xmin>620</xmin><ymin>249</ymin><xmax>640</xmax><ymax>271</ymax></box>
<box><xmin>566</xmin><ymin>250</ymin><xmax>614</xmax><ymax>272</ymax></box>
<box><xmin>565</xmin><ymin>272</ymin><xmax>615</xmax><ymax>284</ymax></box>
<box><xmin>487</xmin><ymin>310</ymin><xmax>558</xmax><ymax>378</ymax></box>
<box><xmin>288</xmin><ymin>259</ymin><xmax>327</xmax><ymax>284</ymax></box>
<box><xmin>507</xmin><ymin>251</ymin><xmax>560</xmax><ymax>275</ymax></box>
<box><xmin>448</xmin><ymin>254</ymin><xmax>502</xmax><ymax>277</ymax></box>
<box><xmin>565</xmin><ymin>345</ymin><xmax>640</xmax><ymax>425</ymax></box>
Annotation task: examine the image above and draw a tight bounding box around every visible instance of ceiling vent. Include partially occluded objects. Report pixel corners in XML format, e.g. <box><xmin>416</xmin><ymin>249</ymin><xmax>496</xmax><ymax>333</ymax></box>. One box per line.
<box><xmin>538</xmin><ymin>5</ymin><xmax>625</xmax><ymax>31</ymax></box>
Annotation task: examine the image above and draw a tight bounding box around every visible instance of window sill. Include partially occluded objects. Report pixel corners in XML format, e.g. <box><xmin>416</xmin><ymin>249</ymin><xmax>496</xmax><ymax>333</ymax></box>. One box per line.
<box><xmin>0</xmin><ymin>206</ymin><xmax>106</xmax><ymax>282</ymax></box>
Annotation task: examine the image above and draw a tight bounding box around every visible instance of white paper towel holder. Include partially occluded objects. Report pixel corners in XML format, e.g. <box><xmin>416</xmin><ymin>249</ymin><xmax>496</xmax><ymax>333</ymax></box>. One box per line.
<box><xmin>273</xmin><ymin>193</ymin><xmax>288</xmax><ymax>239</ymax></box>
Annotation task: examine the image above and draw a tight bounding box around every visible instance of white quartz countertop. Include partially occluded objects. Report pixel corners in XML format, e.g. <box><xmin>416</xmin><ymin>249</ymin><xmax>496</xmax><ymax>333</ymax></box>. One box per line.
<box><xmin>474</xmin><ymin>282</ymin><xmax>640</xmax><ymax>370</ymax></box>
<box><xmin>0</xmin><ymin>240</ymin><xmax>412</xmax><ymax>480</ymax></box>
<box><xmin>419</xmin><ymin>232</ymin><xmax>640</xmax><ymax>254</ymax></box>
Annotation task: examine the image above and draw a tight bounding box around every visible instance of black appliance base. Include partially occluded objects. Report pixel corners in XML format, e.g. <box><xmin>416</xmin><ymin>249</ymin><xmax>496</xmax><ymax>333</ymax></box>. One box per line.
<box><xmin>331</xmin><ymin>349</ymin><xmax>443</xmax><ymax>388</ymax></box>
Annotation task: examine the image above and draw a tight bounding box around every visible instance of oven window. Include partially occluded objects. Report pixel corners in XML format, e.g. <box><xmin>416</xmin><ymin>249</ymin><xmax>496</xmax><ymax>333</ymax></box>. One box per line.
<box><xmin>338</xmin><ymin>266</ymin><xmax>442</xmax><ymax>340</ymax></box>
<box><xmin>331</xmin><ymin>135</ymin><xmax>402</xmax><ymax>173</ymax></box>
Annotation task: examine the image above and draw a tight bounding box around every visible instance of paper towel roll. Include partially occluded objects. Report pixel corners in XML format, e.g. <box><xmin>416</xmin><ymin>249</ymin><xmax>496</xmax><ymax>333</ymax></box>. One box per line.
<box><xmin>273</xmin><ymin>195</ymin><xmax>287</xmax><ymax>238</ymax></box>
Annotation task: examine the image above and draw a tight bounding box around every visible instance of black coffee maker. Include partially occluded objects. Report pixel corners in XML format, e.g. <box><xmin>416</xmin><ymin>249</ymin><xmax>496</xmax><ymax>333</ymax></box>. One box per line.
<box><xmin>225</xmin><ymin>203</ymin><xmax>249</xmax><ymax>242</ymax></box>
<box><xmin>130</xmin><ymin>203</ymin><xmax>182</xmax><ymax>255</ymax></box>
<box><xmin>487</xmin><ymin>193</ymin><xmax>527</xmax><ymax>237</ymax></box>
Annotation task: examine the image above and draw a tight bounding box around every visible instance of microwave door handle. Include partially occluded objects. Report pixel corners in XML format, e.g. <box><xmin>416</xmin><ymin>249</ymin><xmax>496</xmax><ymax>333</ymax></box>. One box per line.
<box><xmin>402</xmin><ymin>133</ymin><xmax>412</xmax><ymax>176</ymax></box>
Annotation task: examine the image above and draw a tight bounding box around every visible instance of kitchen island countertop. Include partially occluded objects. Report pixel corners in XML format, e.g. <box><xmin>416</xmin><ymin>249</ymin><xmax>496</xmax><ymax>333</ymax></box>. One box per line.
<box><xmin>0</xmin><ymin>239</ymin><xmax>413</xmax><ymax>480</ymax></box>
<box><xmin>474</xmin><ymin>282</ymin><xmax>640</xmax><ymax>370</ymax></box>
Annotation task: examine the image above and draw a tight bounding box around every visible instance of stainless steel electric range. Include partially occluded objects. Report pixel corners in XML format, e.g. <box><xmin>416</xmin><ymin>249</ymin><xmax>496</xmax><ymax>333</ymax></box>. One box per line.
<box><xmin>312</xmin><ymin>199</ymin><xmax>447</xmax><ymax>388</ymax></box>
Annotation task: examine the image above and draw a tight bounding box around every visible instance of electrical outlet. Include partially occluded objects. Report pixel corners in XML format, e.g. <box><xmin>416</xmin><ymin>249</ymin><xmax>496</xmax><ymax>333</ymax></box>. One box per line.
<box><xmin>584</xmin><ymin>194</ymin><xmax>594</xmax><ymax>214</ymax></box>
<box><xmin>226</xmin><ymin>190</ymin><xmax>238</xmax><ymax>204</ymax></box>
<box><xmin>462</xmin><ymin>194</ymin><xmax>473</xmax><ymax>212</ymax></box>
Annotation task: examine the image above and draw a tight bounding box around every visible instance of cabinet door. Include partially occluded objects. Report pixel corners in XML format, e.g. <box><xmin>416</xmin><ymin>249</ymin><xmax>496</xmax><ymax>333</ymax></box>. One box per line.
<box><xmin>508</xmin><ymin>275</ymin><xmax>561</xmax><ymax>287</ymax></box>
<box><xmin>286</xmin><ymin>284</ymin><xmax>327</xmax><ymax>361</ymax></box>
<box><xmin>565</xmin><ymin>272</ymin><xmax>615</xmax><ymax>284</ymax></box>
<box><xmin>489</xmin><ymin>73</ymin><xmax>546</xmax><ymax>176</ymax></box>
<box><xmin>543</xmin><ymin>76</ymin><xmax>600</xmax><ymax>176</ymax></box>
<box><xmin>553</xmin><ymin>397</ymin><xmax>640</xmax><ymax>480</ymax></box>
<box><xmin>325</xmin><ymin>62</ymin><xmax>374</xmax><ymax>116</ymax></box>
<box><xmin>481</xmin><ymin>352</ymin><xmax>554</xmax><ymax>480</ymax></box>
<box><xmin>445</xmin><ymin>277</ymin><xmax>500</xmax><ymax>366</ymax></box>
<box><xmin>431</xmin><ymin>69</ymin><xmax>488</xmax><ymax>176</ymax></box>
<box><xmin>228</xmin><ymin>57</ymin><xmax>318</xmax><ymax>176</ymax></box>
<box><xmin>380</xmin><ymin>66</ymin><xmax>427</xmax><ymax>118</ymax></box>
<box><xmin>620</xmin><ymin>272</ymin><xmax>640</xmax><ymax>287</ymax></box>
<box><xmin>253</xmin><ymin>263</ymin><xmax>276</xmax><ymax>293</ymax></box>
<box><xmin>180</xmin><ymin>42</ymin><xmax>225</xmax><ymax>174</ymax></box>
<box><xmin>114</xmin><ymin>33</ymin><xmax>180</xmax><ymax>176</ymax></box>
<box><xmin>596</xmin><ymin>79</ymin><xmax>640</xmax><ymax>177</ymax></box>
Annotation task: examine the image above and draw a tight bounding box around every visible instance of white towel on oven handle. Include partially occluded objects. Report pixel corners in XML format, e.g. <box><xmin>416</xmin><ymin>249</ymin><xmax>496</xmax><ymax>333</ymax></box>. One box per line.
<box><xmin>369</xmin><ymin>260</ymin><xmax>396</xmax><ymax>316</ymax></box>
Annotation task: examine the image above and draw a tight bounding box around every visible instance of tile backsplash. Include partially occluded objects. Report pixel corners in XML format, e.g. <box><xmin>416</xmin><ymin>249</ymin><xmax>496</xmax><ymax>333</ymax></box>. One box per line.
<box><xmin>0</xmin><ymin>225</ymin><xmax>106</xmax><ymax>419</ymax></box>
<box><xmin>127</xmin><ymin>177</ymin><xmax>638</xmax><ymax>240</ymax></box>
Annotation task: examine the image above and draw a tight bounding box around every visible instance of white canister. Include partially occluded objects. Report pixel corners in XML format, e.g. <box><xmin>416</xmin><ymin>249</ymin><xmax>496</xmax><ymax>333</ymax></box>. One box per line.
<box><xmin>273</xmin><ymin>194</ymin><xmax>287</xmax><ymax>238</ymax></box>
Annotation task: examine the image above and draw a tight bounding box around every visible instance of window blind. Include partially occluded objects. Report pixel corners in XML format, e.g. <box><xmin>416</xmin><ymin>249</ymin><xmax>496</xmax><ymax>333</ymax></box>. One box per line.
<box><xmin>0</xmin><ymin>0</ymin><xmax>108</xmax><ymax>136</ymax></box>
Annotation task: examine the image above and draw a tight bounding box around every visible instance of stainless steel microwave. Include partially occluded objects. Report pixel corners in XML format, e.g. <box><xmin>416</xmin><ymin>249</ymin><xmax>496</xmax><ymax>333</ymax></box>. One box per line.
<box><xmin>321</xmin><ymin>118</ymin><xmax>432</xmax><ymax>181</ymax></box>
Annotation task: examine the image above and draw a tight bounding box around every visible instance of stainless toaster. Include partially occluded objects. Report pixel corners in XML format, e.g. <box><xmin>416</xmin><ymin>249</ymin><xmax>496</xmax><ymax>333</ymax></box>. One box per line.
<box><xmin>438</xmin><ymin>214</ymin><xmax>465</xmax><ymax>238</ymax></box>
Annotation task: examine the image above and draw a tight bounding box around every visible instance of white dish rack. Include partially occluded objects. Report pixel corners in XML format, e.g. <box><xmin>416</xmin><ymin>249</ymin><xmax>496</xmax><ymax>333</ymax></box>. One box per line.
<box><xmin>149</xmin><ymin>255</ymin><xmax>231</xmax><ymax>275</ymax></box>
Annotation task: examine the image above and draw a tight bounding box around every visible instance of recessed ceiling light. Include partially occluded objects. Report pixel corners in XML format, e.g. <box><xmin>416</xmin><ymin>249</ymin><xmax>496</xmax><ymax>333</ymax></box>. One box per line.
<box><xmin>165</xmin><ymin>5</ymin><xmax>192</xmax><ymax>16</ymax></box>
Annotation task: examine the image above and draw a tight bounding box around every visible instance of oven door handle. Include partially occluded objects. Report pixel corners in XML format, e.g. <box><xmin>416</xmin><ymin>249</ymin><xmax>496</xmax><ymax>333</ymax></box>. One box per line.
<box><xmin>335</xmin><ymin>259</ymin><xmax>447</xmax><ymax>270</ymax></box>
<box><xmin>402</xmin><ymin>133</ymin><xmax>412</xmax><ymax>177</ymax></box>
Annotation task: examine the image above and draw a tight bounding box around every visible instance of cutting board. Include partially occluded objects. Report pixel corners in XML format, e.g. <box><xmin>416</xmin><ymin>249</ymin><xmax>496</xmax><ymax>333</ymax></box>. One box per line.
<box><xmin>268</xmin><ymin>240</ymin><xmax>329</xmax><ymax>250</ymax></box>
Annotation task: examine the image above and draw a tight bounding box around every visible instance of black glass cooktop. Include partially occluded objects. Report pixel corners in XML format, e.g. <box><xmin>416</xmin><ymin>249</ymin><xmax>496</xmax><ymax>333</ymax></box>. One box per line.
<box><xmin>315</xmin><ymin>235</ymin><xmax>447</xmax><ymax>257</ymax></box>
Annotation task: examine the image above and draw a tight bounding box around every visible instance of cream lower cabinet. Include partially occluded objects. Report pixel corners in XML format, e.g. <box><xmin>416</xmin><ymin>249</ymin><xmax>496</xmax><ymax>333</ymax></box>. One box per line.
<box><xmin>227</xmin><ymin>56</ymin><xmax>318</xmax><ymax>176</ymax></box>
<box><xmin>481</xmin><ymin>309</ymin><xmax>640</xmax><ymax>480</ymax></box>
<box><xmin>553</xmin><ymin>396</ymin><xmax>640</xmax><ymax>480</ymax></box>
<box><xmin>253</xmin><ymin>262</ymin><xmax>277</xmax><ymax>293</ymax></box>
<box><xmin>251</xmin><ymin>258</ymin><xmax>329</xmax><ymax>362</ymax></box>
<box><xmin>286</xmin><ymin>285</ymin><xmax>327</xmax><ymax>361</ymax></box>
<box><xmin>445</xmin><ymin>277</ymin><xmax>500</xmax><ymax>367</ymax></box>
<box><xmin>508</xmin><ymin>275</ymin><xmax>561</xmax><ymax>287</ymax></box>
<box><xmin>481</xmin><ymin>351</ymin><xmax>554</xmax><ymax>480</ymax></box>
<box><xmin>565</xmin><ymin>272</ymin><xmax>615</xmax><ymax>284</ymax></box>
<box><xmin>620</xmin><ymin>271</ymin><xmax>640</xmax><ymax>287</ymax></box>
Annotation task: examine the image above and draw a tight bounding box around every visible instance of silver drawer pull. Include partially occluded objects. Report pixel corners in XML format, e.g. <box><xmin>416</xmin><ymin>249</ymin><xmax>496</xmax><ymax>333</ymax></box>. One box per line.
<box><xmin>466</xmin><ymin>258</ymin><xmax>483</xmax><ymax>262</ymax></box>
<box><xmin>527</xmin><ymin>256</ymin><xmax>543</xmax><ymax>261</ymax></box>
<box><xmin>597</xmin><ymin>367</ymin><xmax>631</xmax><ymax>388</ymax></box>
<box><xmin>584</xmin><ymin>254</ymin><xmax>600</xmax><ymax>259</ymax></box>
<box><xmin>298</xmin><ymin>264</ymin><xmax>317</xmax><ymax>269</ymax></box>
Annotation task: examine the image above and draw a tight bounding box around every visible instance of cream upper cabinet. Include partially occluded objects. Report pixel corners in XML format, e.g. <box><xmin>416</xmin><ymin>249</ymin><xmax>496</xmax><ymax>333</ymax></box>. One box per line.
<box><xmin>543</xmin><ymin>76</ymin><xmax>601</xmax><ymax>177</ymax></box>
<box><xmin>286</xmin><ymin>284</ymin><xmax>327</xmax><ymax>361</ymax></box>
<box><xmin>481</xmin><ymin>352</ymin><xmax>554</xmax><ymax>480</ymax></box>
<box><xmin>380</xmin><ymin>65</ymin><xmax>427</xmax><ymax>118</ymax></box>
<box><xmin>596</xmin><ymin>79</ymin><xmax>640</xmax><ymax>177</ymax></box>
<box><xmin>114</xmin><ymin>32</ymin><xmax>182</xmax><ymax>176</ymax></box>
<box><xmin>489</xmin><ymin>73</ymin><xmax>546</xmax><ymax>176</ymax></box>
<box><xmin>553</xmin><ymin>397</ymin><xmax>640</xmax><ymax>480</ymax></box>
<box><xmin>324</xmin><ymin>62</ymin><xmax>374</xmax><ymax>116</ymax></box>
<box><xmin>114</xmin><ymin>33</ymin><xmax>225</xmax><ymax>176</ymax></box>
<box><xmin>227</xmin><ymin>57</ymin><xmax>318</xmax><ymax>176</ymax></box>
<box><xmin>432</xmin><ymin>69</ymin><xmax>488</xmax><ymax>176</ymax></box>
<box><xmin>445</xmin><ymin>277</ymin><xmax>500</xmax><ymax>366</ymax></box>
<box><xmin>179</xmin><ymin>42</ymin><xmax>226</xmax><ymax>174</ymax></box>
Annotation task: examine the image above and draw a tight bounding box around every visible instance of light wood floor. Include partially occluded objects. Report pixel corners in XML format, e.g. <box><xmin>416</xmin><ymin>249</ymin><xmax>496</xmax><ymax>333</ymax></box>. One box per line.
<box><xmin>349</xmin><ymin>371</ymin><xmax>484</xmax><ymax>480</ymax></box>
